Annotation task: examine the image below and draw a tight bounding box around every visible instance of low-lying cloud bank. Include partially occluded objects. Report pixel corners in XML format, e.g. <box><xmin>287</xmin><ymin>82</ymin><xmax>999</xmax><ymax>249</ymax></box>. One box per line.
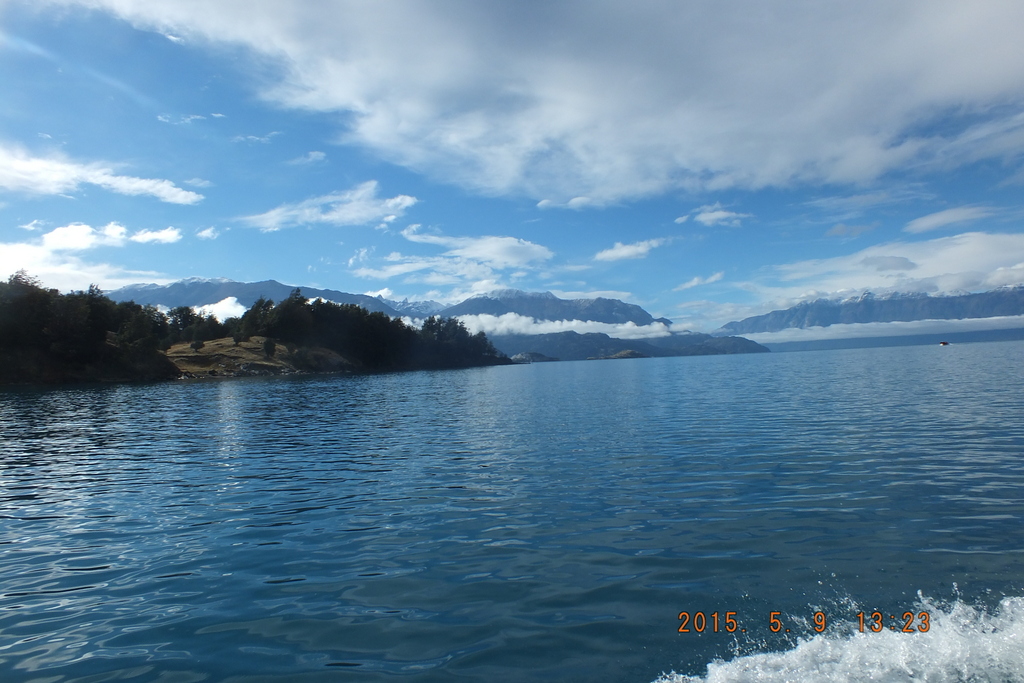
<box><xmin>410</xmin><ymin>312</ymin><xmax>675</xmax><ymax>340</ymax></box>
<box><xmin>742</xmin><ymin>315</ymin><xmax>1024</xmax><ymax>344</ymax></box>
<box><xmin>193</xmin><ymin>297</ymin><xmax>247</xmax><ymax>321</ymax></box>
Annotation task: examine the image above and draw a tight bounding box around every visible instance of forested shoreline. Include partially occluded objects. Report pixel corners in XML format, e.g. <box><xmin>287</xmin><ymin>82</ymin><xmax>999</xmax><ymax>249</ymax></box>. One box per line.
<box><xmin>0</xmin><ymin>272</ymin><xmax>510</xmax><ymax>385</ymax></box>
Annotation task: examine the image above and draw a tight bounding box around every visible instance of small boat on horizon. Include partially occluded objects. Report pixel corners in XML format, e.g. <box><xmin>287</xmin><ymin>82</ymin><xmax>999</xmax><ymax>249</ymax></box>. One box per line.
<box><xmin>939</xmin><ymin>341</ymin><xmax>950</xmax><ymax>346</ymax></box>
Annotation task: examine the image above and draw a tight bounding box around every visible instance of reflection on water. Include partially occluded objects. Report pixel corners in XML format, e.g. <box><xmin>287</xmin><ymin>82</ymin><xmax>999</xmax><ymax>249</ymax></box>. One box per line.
<box><xmin>1</xmin><ymin>341</ymin><xmax>1023</xmax><ymax>681</ymax></box>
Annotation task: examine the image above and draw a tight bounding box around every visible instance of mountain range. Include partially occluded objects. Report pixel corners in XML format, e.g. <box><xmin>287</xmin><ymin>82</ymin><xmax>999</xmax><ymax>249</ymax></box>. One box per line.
<box><xmin>717</xmin><ymin>286</ymin><xmax>1024</xmax><ymax>335</ymax></box>
<box><xmin>107</xmin><ymin>278</ymin><xmax>769</xmax><ymax>360</ymax></box>
<box><xmin>109</xmin><ymin>278</ymin><xmax>401</xmax><ymax>316</ymax></box>
<box><xmin>108</xmin><ymin>280</ymin><xmax>671</xmax><ymax>326</ymax></box>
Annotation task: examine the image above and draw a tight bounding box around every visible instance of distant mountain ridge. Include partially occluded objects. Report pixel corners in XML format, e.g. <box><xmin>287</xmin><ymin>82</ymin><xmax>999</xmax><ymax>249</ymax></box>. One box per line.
<box><xmin>718</xmin><ymin>286</ymin><xmax>1024</xmax><ymax>335</ymax></box>
<box><xmin>107</xmin><ymin>280</ymin><xmax>671</xmax><ymax>326</ymax></box>
<box><xmin>106</xmin><ymin>278</ymin><xmax>770</xmax><ymax>360</ymax></box>
<box><xmin>109</xmin><ymin>278</ymin><xmax>400</xmax><ymax>316</ymax></box>
<box><xmin>442</xmin><ymin>288</ymin><xmax>672</xmax><ymax>326</ymax></box>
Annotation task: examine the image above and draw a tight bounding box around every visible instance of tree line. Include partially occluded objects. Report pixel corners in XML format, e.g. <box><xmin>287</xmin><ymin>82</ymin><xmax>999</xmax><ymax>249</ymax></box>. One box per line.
<box><xmin>0</xmin><ymin>272</ymin><xmax>507</xmax><ymax>384</ymax></box>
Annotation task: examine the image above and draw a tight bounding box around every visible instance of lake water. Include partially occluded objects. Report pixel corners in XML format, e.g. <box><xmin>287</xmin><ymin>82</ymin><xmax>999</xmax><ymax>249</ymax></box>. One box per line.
<box><xmin>2</xmin><ymin>341</ymin><xmax>1024</xmax><ymax>682</ymax></box>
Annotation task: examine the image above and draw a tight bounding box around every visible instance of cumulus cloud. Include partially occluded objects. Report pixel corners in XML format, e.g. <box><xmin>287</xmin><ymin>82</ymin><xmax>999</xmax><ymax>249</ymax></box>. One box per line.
<box><xmin>196</xmin><ymin>227</ymin><xmax>219</xmax><ymax>240</ymax></box>
<box><xmin>42</xmin><ymin>222</ymin><xmax>128</xmax><ymax>250</ymax></box>
<box><xmin>904</xmin><ymin>206</ymin><xmax>994</xmax><ymax>233</ymax></box>
<box><xmin>40</xmin><ymin>2</ymin><xmax>1024</xmax><ymax>202</ymax></box>
<box><xmin>1</xmin><ymin>229</ymin><xmax>171</xmax><ymax>292</ymax></box>
<box><xmin>194</xmin><ymin>297</ymin><xmax>246</xmax><ymax>321</ymax></box>
<box><xmin>0</xmin><ymin>143</ymin><xmax>203</xmax><ymax>204</ymax></box>
<box><xmin>674</xmin><ymin>271</ymin><xmax>724</xmax><ymax>291</ymax></box>
<box><xmin>593</xmin><ymin>238</ymin><xmax>667</xmax><ymax>261</ymax></box>
<box><xmin>243</xmin><ymin>181</ymin><xmax>417</xmax><ymax>231</ymax></box>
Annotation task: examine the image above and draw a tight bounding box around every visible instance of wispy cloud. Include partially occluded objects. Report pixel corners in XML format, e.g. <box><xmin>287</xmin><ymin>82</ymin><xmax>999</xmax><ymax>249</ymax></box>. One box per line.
<box><xmin>130</xmin><ymin>227</ymin><xmax>181</xmax><ymax>244</ymax></box>
<box><xmin>243</xmin><ymin>181</ymin><xmax>416</xmax><ymax>231</ymax></box>
<box><xmin>761</xmin><ymin>231</ymin><xmax>1024</xmax><ymax>300</ymax></box>
<box><xmin>63</xmin><ymin>4</ymin><xmax>1024</xmax><ymax>202</ymax></box>
<box><xmin>402</xmin><ymin>225</ymin><xmax>553</xmax><ymax>269</ymax></box>
<box><xmin>827</xmin><ymin>222</ymin><xmax>877</xmax><ymax>237</ymax></box>
<box><xmin>674</xmin><ymin>271</ymin><xmax>724</xmax><ymax>291</ymax></box>
<box><xmin>287</xmin><ymin>151</ymin><xmax>326</xmax><ymax>165</ymax></box>
<box><xmin>351</xmin><ymin>227</ymin><xmax>552</xmax><ymax>300</ymax></box>
<box><xmin>157</xmin><ymin>113</ymin><xmax>205</xmax><ymax>125</ymax></box>
<box><xmin>232</xmin><ymin>132</ymin><xmax>280</xmax><ymax>144</ymax></box>
<box><xmin>904</xmin><ymin>206</ymin><xmax>993</xmax><ymax>233</ymax></box>
<box><xmin>0</xmin><ymin>144</ymin><xmax>203</xmax><ymax>204</ymax></box>
<box><xmin>196</xmin><ymin>227</ymin><xmax>219</xmax><ymax>240</ymax></box>
<box><xmin>594</xmin><ymin>238</ymin><xmax>667</xmax><ymax>261</ymax></box>
<box><xmin>692</xmin><ymin>203</ymin><xmax>751</xmax><ymax>227</ymax></box>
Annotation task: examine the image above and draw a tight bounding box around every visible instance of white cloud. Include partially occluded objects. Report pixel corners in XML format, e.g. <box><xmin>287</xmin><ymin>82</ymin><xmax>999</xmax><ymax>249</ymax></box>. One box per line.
<box><xmin>196</xmin><ymin>226</ymin><xmax>219</xmax><ymax>240</ymax></box>
<box><xmin>184</xmin><ymin>177</ymin><xmax>213</xmax><ymax>188</ymax></box>
<box><xmin>232</xmin><ymin>132</ymin><xmax>280</xmax><ymax>144</ymax></box>
<box><xmin>1</xmin><ymin>233</ymin><xmax>169</xmax><ymax>292</ymax></box>
<box><xmin>749</xmin><ymin>231</ymin><xmax>1024</xmax><ymax>304</ymax></box>
<box><xmin>548</xmin><ymin>289</ymin><xmax>634</xmax><ymax>300</ymax></box>
<box><xmin>904</xmin><ymin>206</ymin><xmax>994</xmax><ymax>233</ymax></box>
<box><xmin>363</xmin><ymin>287</ymin><xmax>393</xmax><ymax>298</ymax></box>
<box><xmin>593</xmin><ymin>238</ymin><xmax>667</xmax><ymax>261</ymax></box>
<box><xmin>44</xmin><ymin>2</ymin><xmax>1024</xmax><ymax>202</ymax></box>
<box><xmin>693</xmin><ymin>203</ymin><xmax>751</xmax><ymax>227</ymax></box>
<box><xmin>0</xmin><ymin>143</ymin><xmax>203</xmax><ymax>204</ymax></box>
<box><xmin>194</xmin><ymin>297</ymin><xmax>246</xmax><ymax>321</ymax></box>
<box><xmin>673</xmin><ymin>216</ymin><xmax>689</xmax><ymax>224</ymax></box>
<box><xmin>130</xmin><ymin>227</ymin><xmax>181</xmax><ymax>244</ymax></box>
<box><xmin>351</xmin><ymin>228</ymin><xmax>552</xmax><ymax>301</ymax></box>
<box><xmin>157</xmin><ymin>113</ymin><xmax>205</xmax><ymax>125</ymax></box>
<box><xmin>42</xmin><ymin>222</ymin><xmax>127</xmax><ymax>250</ymax></box>
<box><xmin>860</xmin><ymin>256</ymin><xmax>917</xmax><ymax>271</ymax></box>
<box><xmin>454</xmin><ymin>312</ymin><xmax>671</xmax><ymax>340</ymax></box>
<box><xmin>19</xmin><ymin>219</ymin><xmax>44</xmax><ymax>231</ymax></box>
<box><xmin>243</xmin><ymin>181</ymin><xmax>417</xmax><ymax>231</ymax></box>
<box><xmin>743</xmin><ymin>315</ymin><xmax>1024</xmax><ymax>345</ymax></box>
<box><xmin>674</xmin><ymin>271</ymin><xmax>724</xmax><ymax>291</ymax></box>
<box><xmin>287</xmin><ymin>150</ymin><xmax>326</xmax><ymax>165</ymax></box>
<box><xmin>401</xmin><ymin>226</ymin><xmax>553</xmax><ymax>269</ymax></box>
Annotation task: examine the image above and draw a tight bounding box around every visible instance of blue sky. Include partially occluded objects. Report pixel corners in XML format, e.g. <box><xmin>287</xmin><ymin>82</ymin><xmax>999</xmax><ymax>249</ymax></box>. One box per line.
<box><xmin>2</xmin><ymin>1</ymin><xmax>1024</xmax><ymax>332</ymax></box>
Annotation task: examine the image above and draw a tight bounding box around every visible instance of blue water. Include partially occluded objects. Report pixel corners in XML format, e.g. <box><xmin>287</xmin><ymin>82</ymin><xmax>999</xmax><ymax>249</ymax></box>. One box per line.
<box><xmin>2</xmin><ymin>341</ymin><xmax>1023</xmax><ymax>682</ymax></box>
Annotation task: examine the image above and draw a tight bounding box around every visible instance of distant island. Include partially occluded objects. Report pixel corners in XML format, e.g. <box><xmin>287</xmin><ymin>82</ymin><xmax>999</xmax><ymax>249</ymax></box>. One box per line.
<box><xmin>0</xmin><ymin>272</ymin><xmax>509</xmax><ymax>385</ymax></box>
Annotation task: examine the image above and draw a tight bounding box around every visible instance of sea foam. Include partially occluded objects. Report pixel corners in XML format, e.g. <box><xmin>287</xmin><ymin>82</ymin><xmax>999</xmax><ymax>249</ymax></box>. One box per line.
<box><xmin>655</xmin><ymin>597</ymin><xmax>1024</xmax><ymax>683</ymax></box>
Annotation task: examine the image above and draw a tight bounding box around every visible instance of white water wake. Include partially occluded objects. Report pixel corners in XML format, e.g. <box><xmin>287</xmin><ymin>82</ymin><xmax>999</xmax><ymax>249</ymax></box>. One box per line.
<box><xmin>656</xmin><ymin>597</ymin><xmax>1024</xmax><ymax>683</ymax></box>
